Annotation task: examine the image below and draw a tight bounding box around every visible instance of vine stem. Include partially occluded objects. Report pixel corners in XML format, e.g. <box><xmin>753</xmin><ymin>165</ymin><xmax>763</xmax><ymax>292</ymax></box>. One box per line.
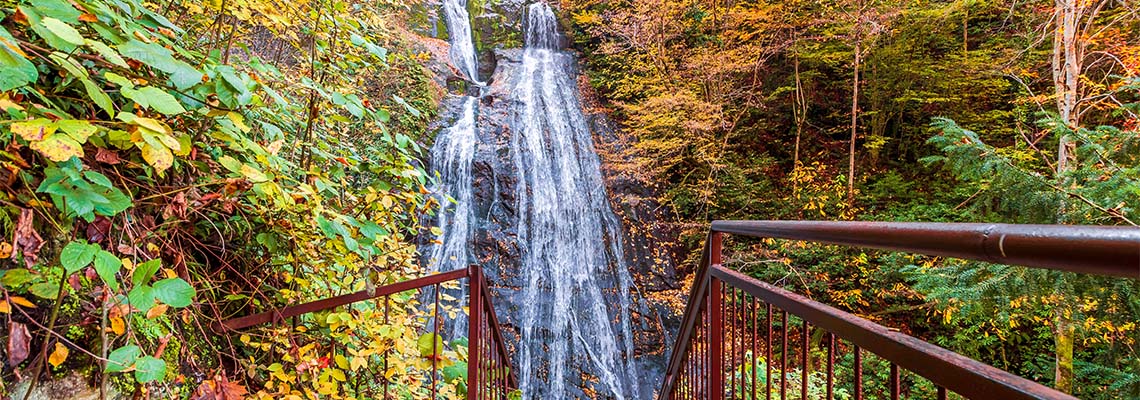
<box><xmin>20</xmin><ymin>273</ymin><xmax>67</xmax><ymax>400</ymax></box>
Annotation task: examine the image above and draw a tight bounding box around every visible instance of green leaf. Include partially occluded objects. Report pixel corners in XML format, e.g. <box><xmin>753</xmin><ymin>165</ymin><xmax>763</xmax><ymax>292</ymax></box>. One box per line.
<box><xmin>40</xmin><ymin>18</ymin><xmax>85</xmax><ymax>46</ymax></box>
<box><xmin>28</xmin><ymin>282</ymin><xmax>59</xmax><ymax>299</ymax></box>
<box><xmin>30</xmin><ymin>0</ymin><xmax>82</xmax><ymax>23</ymax></box>
<box><xmin>152</xmin><ymin>278</ymin><xmax>194</xmax><ymax>307</ymax></box>
<box><xmin>127</xmin><ymin>285</ymin><xmax>154</xmax><ymax>312</ymax></box>
<box><xmin>93</xmin><ymin>251</ymin><xmax>121</xmax><ymax>291</ymax></box>
<box><xmin>117</xmin><ymin>40</ymin><xmax>201</xmax><ymax>90</ymax></box>
<box><xmin>132</xmin><ymin>259</ymin><xmax>161</xmax><ymax>287</ymax></box>
<box><xmin>123</xmin><ymin>86</ymin><xmax>185</xmax><ymax>115</ymax></box>
<box><xmin>105</xmin><ymin>345</ymin><xmax>140</xmax><ymax>372</ymax></box>
<box><xmin>133</xmin><ymin>356</ymin><xmax>166</xmax><ymax>383</ymax></box>
<box><xmin>85</xmin><ymin>39</ymin><xmax>130</xmax><ymax>68</ymax></box>
<box><xmin>0</xmin><ymin>269</ymin><xmax>35</xmax><ymax>288</ymax></box>
<box><xmin>21</xmin><ymin>6</ymin><xmax>77</xmax><ymax>52</ymax></box>
<box><xmin>0</xmin><ymin>27</ymin><xmax>38</xmax><ymax>90</ymax></box>
<box><xmin>417</xmin><ymin>333</ymin><xmax>444</xmax><ymax>358</ymax></box>
<box><xmin>60</xmin><ymin>241</ymin><xmax>98</xmax><ymax>273</ymax></box>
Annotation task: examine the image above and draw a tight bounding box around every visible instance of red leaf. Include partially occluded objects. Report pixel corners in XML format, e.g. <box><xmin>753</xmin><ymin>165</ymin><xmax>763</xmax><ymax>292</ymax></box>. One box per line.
<box><xmin>7</xmin><ymin>322</ymin><xmax>31</xmax><ymax>367</ymax></box>
<box><xmin>13</xmin><ymin>209</ymin><xmax>43</xmax><ymax>268</ymax></box>
<box><xmin>94</xmin><ymin>148</ymin><xmax>122</xmax><ymax>165</ymax></box>
<box><xmin>191</xmin><ymin>375</ymin><xmax>247</xmax><ymax>400</ymax></box>
<box><xmin>86</xmin><ymin>216</ymin><xmax>111</xmax><ymax>243</ymax></box>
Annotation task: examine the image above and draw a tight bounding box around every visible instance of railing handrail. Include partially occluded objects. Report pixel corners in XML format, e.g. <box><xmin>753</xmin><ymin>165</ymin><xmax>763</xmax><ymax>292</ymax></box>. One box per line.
<box><xmin>711</xmin><ymin>220</ymin><xmax>1140</xmax><ymax>278</ymax></box>
<box><xmin>217</xmin><ymin>265</ymin><xmax>518</xmax><ymax>397</ymax></box>
<box><xmin>660</xmin><ymin>220</ymin><xmax>1140</xmax><ymax>399</ymax></box>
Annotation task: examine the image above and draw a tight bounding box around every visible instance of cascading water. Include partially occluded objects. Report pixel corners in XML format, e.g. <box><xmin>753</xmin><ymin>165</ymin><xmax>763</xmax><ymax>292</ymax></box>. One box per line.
<box><xmin>427</xmin><ymin>1</ymin><xmax>647</xmax><ymax>398</ymax></box>
<box><xmin>510</xmin><ymin>3</ymin><xmax>641</xmax><ymax>398</ymax></box>
<box><xmin>425</xmin><ymin>0</ymin><xmax>481</xmax><ymax>338</ymax></box>
<box><xmin>441</xmin><ymin>0</ymin><xmax>482</xmax><ymax>84</ymax></box>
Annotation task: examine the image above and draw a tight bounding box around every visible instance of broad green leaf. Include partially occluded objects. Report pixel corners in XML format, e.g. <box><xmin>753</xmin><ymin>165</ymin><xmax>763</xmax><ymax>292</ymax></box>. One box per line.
<box><xmin>21</xmin><ymin>7</ymin><xmax>78</xmax><ymax>52</ymax></box>
<box><xmin>132</xmin><ymin>259</ymin><xmax>160</xmax><ymax>287</ymax></box>
<box><xmin>60</xmin><ymin>241</ymin><xmax>98</xmax><ymax>273</ymax></box>
<box><xmin>30</xmin><ymin>0</ymin><xmax>82</xmax><ymax>23</ymax></box>
<box><xmin>93</xmin><ymin>251</ymin><xmax>121</xmax><ymax>291</ymax></box>
<box><xmin>134</xmin><ymin>356</ymin><xmax>166</xmax><ymax>383</ymax></box>
<box><xmin>40</xmin><ymin>18</ymin><xmax>85</xmax><ymax>46</ymax></box>
<box><xmin>28</xmin><ymin>282</ymin><xmax>59</xmax><ymax>299</ymax></box>
<box><xmin>152</xmin><ymin>278</ymin><xmax>194</xmax><ymax>307</ymax></box>
<box><xmin>117</xmin><ymin>40</ymin><xmax>201</xmax><ymax>90</ymax></box>
<box><xmin>105</xmin><ymin>345</ymin><xmax>140</xmax><ymax>372</ymax></box>
<box><xmin>139</xmin><ymin>87</ymin><xmax>186</xmax><ymax>115</ymax></box>
<box><xmin>0</xmin><ymin>28</ymin><xmax>38</xmax><ymax>90</ymax></box>
<box><xmin>127</xmin><ymin>285</ymin><xmax>155</xmax><ymax>312</ymax></box>
<box><xmin>85</xmin><ymin>39</ymin><xmax>129</xmax><ymax>68</ymax></box>
<box><xmin>103</xmin><ymin>72</ymin><xmax>133</xmax><ymax>88</ymax></box>
<box><xmin>0</xmin><ymin>269</ymin><xmax>35</xmax><ymax>288</ymax></box>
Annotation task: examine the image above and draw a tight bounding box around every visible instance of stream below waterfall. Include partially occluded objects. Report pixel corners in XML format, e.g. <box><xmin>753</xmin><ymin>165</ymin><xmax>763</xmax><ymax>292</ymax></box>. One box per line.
<box><xmin>422</xmin><ymin>1</ymin><xmax>653</xmax><ymax>398</ymax></box>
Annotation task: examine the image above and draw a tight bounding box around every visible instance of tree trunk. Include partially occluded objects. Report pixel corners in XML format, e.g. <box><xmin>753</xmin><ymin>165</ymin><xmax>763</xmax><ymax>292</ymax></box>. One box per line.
<box><xmin>1053</xmin><ymin>0</ymin><xmax>1080</xmax><ymax>175</ymax></box>
<box><xmin>848</xmin><ymin>40</ymin><xmax>861</xmax><ymax>205</ymax></box>
<box><xmin>1054</xmin><ymin>311</ymin><xmax>1075</xmax><ymax>393</ymax></box>
<box><xmin>1051</xmin><ymin>0</ymin><xmax>1082</xmax><ymax>392</ymax></box>
<box><xmin>793</xmin><ymin>51</ymin><xmax>806</xmax><ymax>169</ymax></box>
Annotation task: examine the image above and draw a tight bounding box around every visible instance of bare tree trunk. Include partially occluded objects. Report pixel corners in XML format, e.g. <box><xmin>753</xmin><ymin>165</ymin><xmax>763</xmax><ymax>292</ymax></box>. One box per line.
<box><xmin>1051</xmin><ymin>0</ymin><xmax>1082</xmax><ymax>393</ymax></box>
<box><xmin>793</xmin><ymin>50</ymin><xmax>806</xmax><ymax>169</ymax></box>
<box><xmin>848</xmin><ymin>39</ymin><xmax>861</xmax><ymax>205</ymax></box>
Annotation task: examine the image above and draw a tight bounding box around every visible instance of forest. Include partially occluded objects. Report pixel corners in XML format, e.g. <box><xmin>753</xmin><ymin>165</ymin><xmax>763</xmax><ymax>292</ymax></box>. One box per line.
<box><xmin>0</xmin><ymin>0</ymin><xmax>1137</xmax><ymax>398</ymax></box>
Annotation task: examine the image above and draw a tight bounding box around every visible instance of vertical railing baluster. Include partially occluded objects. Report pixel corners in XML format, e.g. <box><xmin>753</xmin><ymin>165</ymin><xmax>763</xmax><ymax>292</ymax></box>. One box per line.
<box><xmin>937</xmin><ymin>386</ymin><xmax>948</xmax><ymax>400</ymax></box>
<box><xmin>467</xmin><ymin>266</ymin><xmax>482</xmax><ymax>400</ymax></box>
<box><xmin>765</xmin><ymin>303</ymin><xmax>772</xmax><ymax>400</ymax></box>
<box><xmin>801</xmin><ymin>321</ymin><xmax>809</xmax><ymax>400</ymax></box>
<box><xmin>854</xmin><ymin>346</ymin><xmax>863</xmax><ymax>400</ymax></box>
<box><xmin>780</xmin><ymin>311</ymin><xmax>787</xmax><ymax>400</ymax></box>
<box><xmin>432</xmin><ymin>284</ymin><xmax>441</xmax><ymax>400</ymax></box>
<box><xmin>751</xmin><ymin>298</ymin><xmax>757</xmax><ymax>400</ymax></box>
<box><xmin>710</xmin><ymin>232</ymin><xmax>724</xmax><ymax>399</ymax></box>
<box><xmin>383</xmin><ymin>295</ymin><xmax>391</xmax><ymax>400</ymax></box>
<box><xmin>890</xmin><ymin>363</ymin><xmax>900</xmax><ymax>400</ymax></box>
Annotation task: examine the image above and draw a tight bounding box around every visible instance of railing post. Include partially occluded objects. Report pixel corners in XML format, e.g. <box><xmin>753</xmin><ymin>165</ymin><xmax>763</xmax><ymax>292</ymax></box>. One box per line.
<box><xmin>467</xmin><ymin>265</ymin><xmax>483</xmax><ymax>400</ymax></box>
<box><xmin>708</xmin><ymin>232</ymin><xmax>724</xmax><ymax>400</ymax></box>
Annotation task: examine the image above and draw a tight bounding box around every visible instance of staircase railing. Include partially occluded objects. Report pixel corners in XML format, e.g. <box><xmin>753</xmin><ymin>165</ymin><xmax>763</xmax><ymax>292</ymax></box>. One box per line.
<box><xmin>660</xmin><ymin>221</ymin><xmax>1140</xmax><ymax>400</ymax></box>
<box><xmin>219</xmin><ymin>264</ymin><xmax>517</xmax><ymax>399</ymax></box>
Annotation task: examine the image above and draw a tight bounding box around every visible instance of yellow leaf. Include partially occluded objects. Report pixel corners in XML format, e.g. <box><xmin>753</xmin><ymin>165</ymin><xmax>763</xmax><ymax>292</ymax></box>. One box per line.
<box><xmin>138</xmin><ymin>140</ymin><xmax>173</xmax><ymax>174</ymax></box>
<box><xmin>9</xmin><ymin>296</ymin><xmax>35</xmax><ymax>308</ymax></box>
<box><xmin>48</xmin><ymin>342</ymin><xmax>69</xmax><ymax>367</ymax></box>
<box><xmin>146</xmin><ymin>303</ymin><xmax>169</xmax><ymax>319</ymax></box>
<box><xmin>29</xmin><ymin>135</ymin><xmax>84</xmax><ymax>162</ymax></box>
<box><xmin>10</xmin><ymin>119</ymin><xmax>55</xmax><ymax>141</ymax></box>
<box><xmin>0</xmin><ymin>300</ymin><xmax>9</xmax><ymax>313</ymax></box>
<box><xmin>110</xmin><ymin>316</ymin><xmax>125</xmax><ymax>335</ymax></box>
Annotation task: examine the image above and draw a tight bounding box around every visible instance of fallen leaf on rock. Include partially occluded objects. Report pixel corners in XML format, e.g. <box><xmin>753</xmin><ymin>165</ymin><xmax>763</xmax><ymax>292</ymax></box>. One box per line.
<box><xmin>7</xmin><ymin>322</ymin><xmax>30</xmax><ymax>366</ymax></box>
<box><xmin>48</xmin><ymin>342</ymin><xmax>69</xmax><ymax>367</ymax></box>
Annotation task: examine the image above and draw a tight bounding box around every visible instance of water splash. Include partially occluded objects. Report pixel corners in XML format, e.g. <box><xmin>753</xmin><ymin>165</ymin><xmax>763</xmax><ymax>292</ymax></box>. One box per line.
<box><xmin>511</xmin><ymin>3</ymin><xmax>641</xmax><ymax>398</ymax></box>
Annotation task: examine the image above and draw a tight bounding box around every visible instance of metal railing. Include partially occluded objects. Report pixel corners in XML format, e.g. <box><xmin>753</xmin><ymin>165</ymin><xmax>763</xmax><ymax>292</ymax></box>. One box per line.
<box><xmin>219</xmin><ymin>264</ymin><xmax>518</xmax><ymax>400</ymax></box>
<box><xmin>660</xmin><ymin>221</ymin><xmax>1140</xmax><ymax>400</ymax></box>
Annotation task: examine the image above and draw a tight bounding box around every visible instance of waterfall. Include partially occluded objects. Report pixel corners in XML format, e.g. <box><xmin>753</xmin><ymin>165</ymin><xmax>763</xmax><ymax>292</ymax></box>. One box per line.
<box><xmin>428</xmin><ymin>1</ymin><xmax>645</xmax><ymax>398</ymax></box>
<box><xmin>426</xmin><ymin>0</ymin><xmax>481</xmax><ymax>338</ymax></box>
<box><xmin>511</xmin><ymin>3</ymin><xmax>641</xmax><ymax>398</ymax></box>
<box><xmin>441</xmin><ymin>0</ymin><xmax>482</xmax><ymax>84</ymax></box>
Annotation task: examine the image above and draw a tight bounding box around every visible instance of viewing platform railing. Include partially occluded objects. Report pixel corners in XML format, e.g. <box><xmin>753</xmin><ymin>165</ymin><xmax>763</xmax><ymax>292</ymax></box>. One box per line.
<box><xmin>219</xmin><ymin>264</ymin><xmax>517</xmax><ymax>400</ymax></box>
<box><xmin>660</xmin><ymin>221</ymin><xmax>1140</xmax><ymax>400</ymax></box>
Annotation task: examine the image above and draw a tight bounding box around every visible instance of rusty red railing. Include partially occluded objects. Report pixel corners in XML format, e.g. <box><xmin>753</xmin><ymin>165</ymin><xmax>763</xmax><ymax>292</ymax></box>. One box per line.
<box><xmin>219</xmin><ymin>264</ymin><xmax>517</xmax><ymax>400</ymax></box>
<box><xmin>660</xmin><ymin>221</ymin><xmax>1140</xmax><ymax>400</ymax></box>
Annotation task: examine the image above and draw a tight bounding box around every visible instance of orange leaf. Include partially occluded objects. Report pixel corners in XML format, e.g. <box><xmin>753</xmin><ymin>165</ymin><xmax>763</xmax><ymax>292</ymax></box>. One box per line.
<box><xmin>0</xmin><ymin>300</ymin><xmax>9</xmax><ymax>314</ymax></box>
<box><xmin>110</xmin><ymin>316</ymin><xmax>125</xmax><ymax>335</ymax></box>
<box><xmin>8</xmin><ymin>296</ymin><xmax>35</xmax><ymax>308</ymax></box>
<box><xmin>48</xmin><ymin>342</ymin><xmax>69</xmax><ymax>367</ymax></box>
